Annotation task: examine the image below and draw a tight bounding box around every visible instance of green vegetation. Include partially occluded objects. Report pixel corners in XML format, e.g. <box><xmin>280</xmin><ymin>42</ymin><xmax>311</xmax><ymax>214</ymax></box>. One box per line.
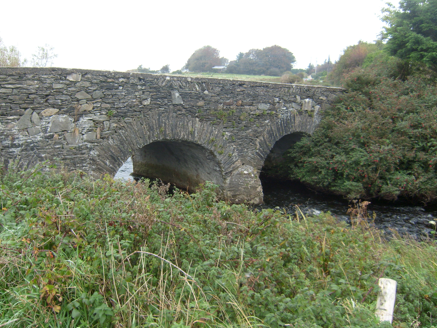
<box><xmin>383</xmin><ymin>0</ymin><xmax>437</xmax><ymax>73</ymax></box>
<box><xmin>226</xmin><ymin>46</ymin><xmax>295</xmax><ymax>76</ymax></box>
<box><xmin>175</xmin><ymin>71</ymin><xmax>283</xmax><ymax>83</ymax></box>
<box><xmin>1</xmin><ymin>163</ymin><xmax>437</xmax><ymax>327</ymax></box>
<box><xmin>327</xmin><ymin>42</ymin><xmax>381</xmax><ymax>85</ymax></box>
<box><xmin>277</xmin><ymin>0</ymin><xmax>437</xmax><ymax>203</ymax></box>
<box><xmin>179</xmin><ymin>45</ymin><xmax>295</xmax><ymax>76</ymax></box>
<box><xmin>183</xmin><ymin>46</ymin><xmax>228</xmax><ymax>73</ymax></box>
<box><xmin>160</xmin><ymin>64</ymin><xmax>170</xmax><ymax>74</ymax></box>
<box><xmin>282</xmin><ymin>55</ymin><xmax>437</xmax><ymax>202</ymax></box>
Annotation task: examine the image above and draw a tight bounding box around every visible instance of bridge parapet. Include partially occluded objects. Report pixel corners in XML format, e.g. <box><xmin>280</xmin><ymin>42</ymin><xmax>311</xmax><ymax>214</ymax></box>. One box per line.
<box><xmin>0</xmin><ymin>67</ymin><xmax>343</xmax><ymax>203</ymax></box>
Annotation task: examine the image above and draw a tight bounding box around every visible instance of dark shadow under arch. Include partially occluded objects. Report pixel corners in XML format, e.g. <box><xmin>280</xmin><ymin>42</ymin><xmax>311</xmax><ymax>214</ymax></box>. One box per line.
<box><xmin>261</xmin><ymin>132</ymin><xmax>309</xmax><ymax>178</ymax></box>
<box><xmin>132</xmin><ymin>140</ymin><xmax>224</xmax><ymax>192</ymax></box>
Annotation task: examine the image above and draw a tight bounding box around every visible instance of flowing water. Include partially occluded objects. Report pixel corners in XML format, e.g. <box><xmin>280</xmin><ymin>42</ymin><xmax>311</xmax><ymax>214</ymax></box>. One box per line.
<box><xmin>114</xmin><ymin>160</ymin><xmax>437</xmax><ymax>239</ymax></box>
<box><xmin>114</xmin><ymin>157</ymin><xmax>134</xmax><ymax>181</ymax></box>
<box><xmin>259</xmin><ymin>176</ymin><xmax>437</xmax><ymax>239</ymax></box>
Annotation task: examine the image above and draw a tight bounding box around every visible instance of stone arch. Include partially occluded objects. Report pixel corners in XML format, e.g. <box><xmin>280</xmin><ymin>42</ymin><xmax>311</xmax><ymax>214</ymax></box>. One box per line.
<box><xmin>88</xmin><ymin>112</ymin><xmax>240</xmax><ymax>190</ymax></box>
<box><xmin>261</xmin><ymin>131</ymin><xmax>309</xmax><ymax>172</ymax></box>
<box><xmin>132</xmin><ymin>140</ymin><xmax>224</xmax><ymax>192</ymax></box>
<box><xmin>250</xmin><ymin>110</ymin><xmax>321</xmax><ymax>172</ymax></box>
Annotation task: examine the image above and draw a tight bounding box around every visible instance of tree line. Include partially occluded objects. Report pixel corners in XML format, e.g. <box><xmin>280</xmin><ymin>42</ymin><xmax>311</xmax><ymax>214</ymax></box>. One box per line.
<box><xmin>182</xmin><ymin>45</ymin><xmax>296</xmax><ymax>76</ymax></box>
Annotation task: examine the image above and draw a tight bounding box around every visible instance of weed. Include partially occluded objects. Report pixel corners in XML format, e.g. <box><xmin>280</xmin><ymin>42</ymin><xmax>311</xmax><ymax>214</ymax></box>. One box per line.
<box><xmin>0</xmin><ymin>164</ymin><xmax>436</xmax><ymax>327</ymax></box>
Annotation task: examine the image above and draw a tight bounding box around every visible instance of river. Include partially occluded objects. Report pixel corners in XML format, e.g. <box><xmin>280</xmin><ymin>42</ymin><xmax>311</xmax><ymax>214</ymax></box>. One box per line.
<box><xmin>114</xmin><ymin>159</ymin><xmax>437</xmax><ymax>239</ymax></box>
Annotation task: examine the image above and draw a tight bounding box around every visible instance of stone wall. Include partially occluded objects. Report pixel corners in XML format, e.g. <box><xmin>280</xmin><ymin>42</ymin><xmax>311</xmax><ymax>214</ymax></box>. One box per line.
<box><xmin>0</xmin><ymin>67</ymin><xmax>344</xmax><ymax>203</ymax></box>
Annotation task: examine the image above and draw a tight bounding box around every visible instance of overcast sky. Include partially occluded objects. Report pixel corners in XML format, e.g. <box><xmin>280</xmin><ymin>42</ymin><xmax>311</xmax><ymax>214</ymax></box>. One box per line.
<box><xmin>1</xmin><ymin>0</ymin><xmax>398</xmax><ymax>72</ymax></box>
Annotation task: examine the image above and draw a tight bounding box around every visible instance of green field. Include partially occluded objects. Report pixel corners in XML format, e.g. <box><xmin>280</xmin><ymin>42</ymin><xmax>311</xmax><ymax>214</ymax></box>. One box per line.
<box><xmin>173</xmin><ymin>72</ymin><xmax>283</xmax><ymax>83</ymax></box>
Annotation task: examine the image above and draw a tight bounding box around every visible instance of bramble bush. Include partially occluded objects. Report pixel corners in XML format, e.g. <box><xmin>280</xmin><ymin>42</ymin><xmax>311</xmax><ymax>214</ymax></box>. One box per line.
<box><xmin>283</xmin><ymin>60</ymin><xmax>437</xmax><ymax>203</ymax></box>
<box><xmin>0</xmin><ymin>164</ymin><xmax>437</xmax><ymax>327</ymax></box>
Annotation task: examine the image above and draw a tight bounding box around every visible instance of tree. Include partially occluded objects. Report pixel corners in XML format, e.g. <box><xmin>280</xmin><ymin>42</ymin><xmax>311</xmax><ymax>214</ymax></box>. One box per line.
<box><xmin>306</xmin><ymin>63</ymin><xmax>315</xmax><ymax>75</ymax></box>
<box><xmin>258</xmin><ymin>45</ymin><xmax>296</xmax><ymax>74</ymax></box>
<box><xmin>160</xmin><ymin>64</ymin><xmax>170</xmax><ymax>73</ymax></box>
<box><xmin>184</xmin><ymin>46</ymin><xmax>226</xmax><ymax>72</ymax></box>
<box><xmin>328</xmin><ymin>42</ymin><xmax>379</xmax><ymax>85</ymax></box>
<box><xmin>31</xmin><ymin>44</ymin><xmax>57</xmax><ymax>67</ymax></box>
<box><xmin>225</xmin><ymin>45</ymin><xmax>296</xmax><ymax>76</ymax></box>
<box><xmin>0</xmin><ymin>37</ymin><xmax>24</xmax><ymax>67</ymax></box>
<box><xmin>383</xmin><ymin>0</ymin><xmax>437</xmax><ymax>72</ymax></box>
<box><xmin>236</xmin><ymin>52</ymin><xmax>244</xmax><ymax>62</ymax></box>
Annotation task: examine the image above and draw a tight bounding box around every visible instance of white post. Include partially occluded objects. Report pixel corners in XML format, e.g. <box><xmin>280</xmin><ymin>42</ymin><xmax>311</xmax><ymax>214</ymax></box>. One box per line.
<box><xmin>375</xmin><ymin>278</ymin><xmax>397</xmax><ymax>324</ymax></box>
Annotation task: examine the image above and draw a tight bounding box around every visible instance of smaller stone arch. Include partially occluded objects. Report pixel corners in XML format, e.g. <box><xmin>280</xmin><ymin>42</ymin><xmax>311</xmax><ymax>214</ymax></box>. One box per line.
<box><xmin>262</xmin><ymin>132</ymin><xmax>309</xmax><ymax>171</ymax></box>
<box><xmin>252</xmin><ymin>110</ymin><xmax>321</xmax><ymax>172</ymax></box>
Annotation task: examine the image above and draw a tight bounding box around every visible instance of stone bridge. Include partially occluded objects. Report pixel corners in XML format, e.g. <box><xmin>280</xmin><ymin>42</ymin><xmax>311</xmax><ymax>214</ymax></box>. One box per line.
<box><xmin>0</xmin><ymin>67</ymin><xmax>343</xmax><ymax>203</ymax></box>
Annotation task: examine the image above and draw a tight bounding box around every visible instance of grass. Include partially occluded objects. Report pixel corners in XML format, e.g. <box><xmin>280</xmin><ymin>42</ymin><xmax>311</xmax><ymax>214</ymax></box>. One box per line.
<box><xmin>0</xmin><ymin>162</ymin><xmax>436</xmax><ymax>327</ymax></box>
<box><xmin>172</xmin><ymin>72</ymin><xmax>282</xmax><ymax>83</ymax></box>
<box><xmin>169</xmin><ymin>72</ymin><xmax>332</xmax><ymax>86</ymax></box>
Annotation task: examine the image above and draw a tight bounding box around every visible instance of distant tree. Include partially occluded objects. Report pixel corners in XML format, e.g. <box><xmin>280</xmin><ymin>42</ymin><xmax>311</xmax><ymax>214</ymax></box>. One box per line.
<box><xmin>306</xmin><ymin>63</ymin><xmax>315</xmax><ymax>75</ymax></box>
<box><xmin>160</xmin><ymin>64</ymin><xmax>170</xmax><ymax>73</ymax></box>
<box><xmin>31</xmin><ymin>44</ymin><xmax>57</xmax><ymax>67</ymax></box>
<box><xmin>184</xmin><ymin>46</ymin><xmax>226</xmax><ymax>72</ymax></box>
<box><xmin>0</xmin><ymin>37</ymin><xmax>24</xmax><ymax>67</ymax></box>
<box><xmin>237</xmin><ymin>49</ymin><xmax>263</xmax><ymax>75</ymax></box>
<box><xmin>225</xmin><ymin>45</ymin><xmax>295</xmax><ymax>75</ymax></box>
<box><xmin>136</xmin><ymin>65</ymin><xmax>158</xmax><ymax>73</ymax></box>
<box><xmin>236</xmin><ymin>52</ymin><xmax>244</xmax><ymax>62</ymax></box>
<box><xmin>328</xmin><ymin>42</ymin><xmax>379</xmax><ymax>85</ymax></box>
<box><xmin>314</xmin><ymin>59</ymin><xmax>334</xmax><ymax>76</ymax></box>
<box><xmin>225</xmin><ymin>61</ymin><xmax>239</xmax><ymax>73</ymax></box>
<box><xmin>258</xmin><ymin>45</ymin><xmax>296</xmax><ymax>73</ymax></box>
<box><xmin>383</xmin><ymin>0</ymin><xmax>437</xmax><ymax>72</ymax></box>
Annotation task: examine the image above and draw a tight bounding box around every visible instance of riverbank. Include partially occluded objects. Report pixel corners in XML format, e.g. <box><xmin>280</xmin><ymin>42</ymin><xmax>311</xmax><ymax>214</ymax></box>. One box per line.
<box><xmin>1</xmin><ymin>164</ymin><xmax>436</xmax><ymax>327</ymax></box>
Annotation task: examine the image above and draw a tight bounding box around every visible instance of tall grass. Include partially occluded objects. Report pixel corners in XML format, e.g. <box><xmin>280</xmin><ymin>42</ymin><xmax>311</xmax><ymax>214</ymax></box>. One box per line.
<box><xmin>0</xmin><ymin>163</ymin><xmax>436</xmax><ymax>327</ymax></box>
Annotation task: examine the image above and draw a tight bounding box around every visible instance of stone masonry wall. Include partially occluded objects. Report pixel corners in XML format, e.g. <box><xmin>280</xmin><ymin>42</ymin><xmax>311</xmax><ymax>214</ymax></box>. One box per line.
<box><xmin>0</xmin><ymin>67</ymin><xmax>343</xmax><ymax>203</ymax></box>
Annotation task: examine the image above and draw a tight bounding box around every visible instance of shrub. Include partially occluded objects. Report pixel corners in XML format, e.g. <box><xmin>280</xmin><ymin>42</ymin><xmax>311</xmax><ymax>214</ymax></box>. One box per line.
<box><xmin>266</xmin><ymin>67</ymin><xmax>282</xmax><ymax>76</ymax></box>
<box><xmin>283</xmin><ymin>63</ymin><xmax>437</xmax><ymax>202</ymax></box>
<box><xmin>280</xmin><ymin>72</ymin><xmax>303</xmax><ymax>84</ymax></box>
<box><xmin>1</xmin><ymin>164</ymin><xmax>437</xmax><ymax>327</ymax></box>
